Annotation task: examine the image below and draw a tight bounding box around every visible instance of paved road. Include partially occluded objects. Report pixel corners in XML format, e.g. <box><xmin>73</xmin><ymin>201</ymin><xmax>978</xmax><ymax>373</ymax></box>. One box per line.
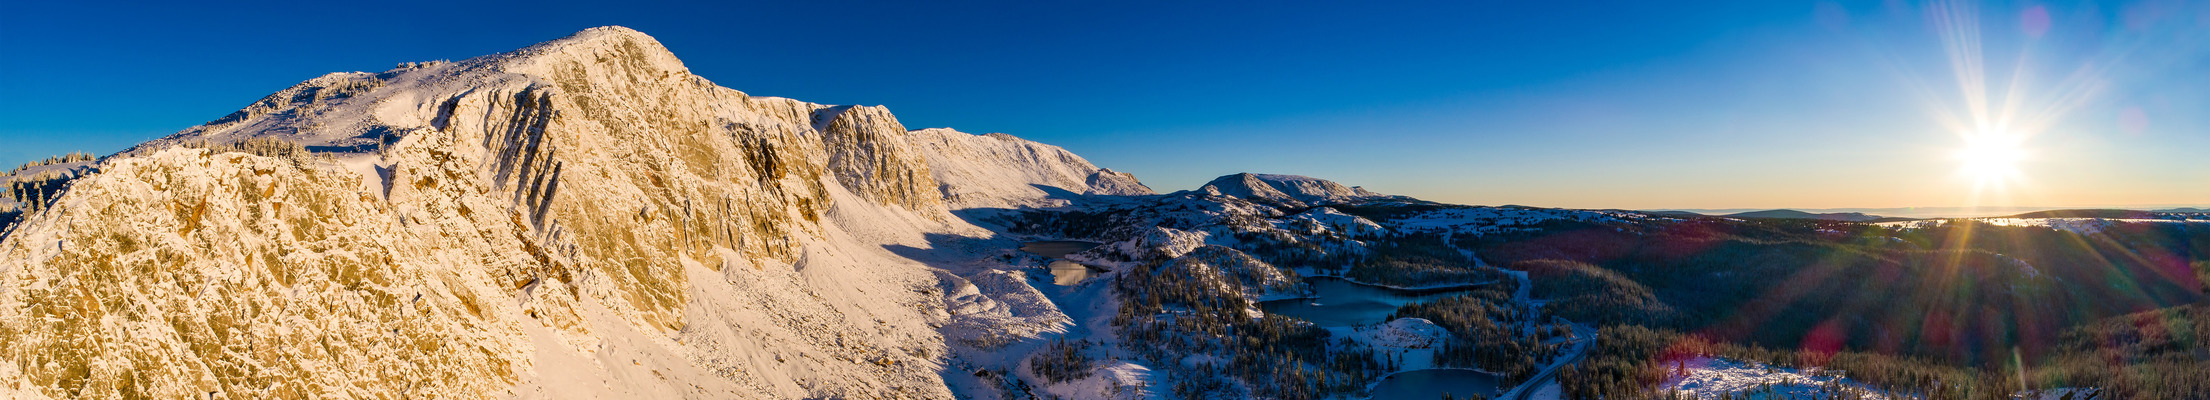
<box><xmin>1499</xmin><ymin>322</ymin><xmax>1593</xmax><ymax>400</ymax></box>
<box><xmin>1449</xmin><ymin>239</ymin><xmax>1592</xmax><ymax>400</ymax></box>
<box><xmin>1485</xmin><ymin>251</ymin><xmax>1591</xmax><ymax>400</ymax></box>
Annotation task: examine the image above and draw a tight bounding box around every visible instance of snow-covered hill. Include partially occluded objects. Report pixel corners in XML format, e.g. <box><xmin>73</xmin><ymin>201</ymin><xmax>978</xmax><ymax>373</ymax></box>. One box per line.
<box><xmin>1195</xmin><ymin>173</ymin><xmax>1392</xmax><ymax>208</ymax></box>
<box><xmin>1657</xmin><ymin>357</ymin><xmax>1893</xmax><ymax>400</ymax></box>
<box><xmin>0</xmin><ymin>154</ymin><xmax>97</xmax><ymax>233</ymax></box>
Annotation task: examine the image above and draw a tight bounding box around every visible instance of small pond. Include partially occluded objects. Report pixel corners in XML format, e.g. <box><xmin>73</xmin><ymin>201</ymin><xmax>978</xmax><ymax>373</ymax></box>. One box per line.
<box><xmin>1369</xmin><ymin>369</ymin><xmax>1503</xmax><ymax>400</ymax></box>
<box><xmin>1020</xmin><ymin>240</ymin><xmax>1100</xmax><ymax>258</ymax></box>
<box><xmin>1020</xmin><ymin>241</ymin><xmax>1107</xmax><ymax>286</ymax></box>
<box><xmin>1259</xmin><ymin>277</ymin><xmax>1482</xmax><ymax>327</ymax></box>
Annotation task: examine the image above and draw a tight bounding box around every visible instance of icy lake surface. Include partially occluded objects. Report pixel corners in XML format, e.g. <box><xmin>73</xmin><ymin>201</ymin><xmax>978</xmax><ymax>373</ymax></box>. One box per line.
<box><xmin>1369</xmin><ymin>369</ymin><xmax>1502</xmax><ymax>399</ymax></box>
<box><xmin>1260</xmin><ymin>277</ymin><xmax>1479</xmax><ymax>327</ymax></box>
<box><xmin>1020</xmin><ymin>241</ymin><xmax>1106</xmax><ymax>285</ymax></box>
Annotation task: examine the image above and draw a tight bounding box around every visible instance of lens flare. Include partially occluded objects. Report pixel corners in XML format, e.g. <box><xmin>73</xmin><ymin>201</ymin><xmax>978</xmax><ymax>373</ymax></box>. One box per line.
<box><xmin>1911</xmin><ymin>0</ymin><xmax>2109</xmax><ymax>208</ymax></box>
<box><xmin>1955</xmin><ymin>131</ymin><xmax>2025</xmax><ymax>185</ymax></box>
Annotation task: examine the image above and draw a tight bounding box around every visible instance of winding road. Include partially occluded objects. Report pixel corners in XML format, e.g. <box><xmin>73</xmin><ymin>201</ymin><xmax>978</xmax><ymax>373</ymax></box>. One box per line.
<box><xmin>1477</xmin><ymin>251</ymin><xmax>1593</xmax><ymax>400</ymax></box>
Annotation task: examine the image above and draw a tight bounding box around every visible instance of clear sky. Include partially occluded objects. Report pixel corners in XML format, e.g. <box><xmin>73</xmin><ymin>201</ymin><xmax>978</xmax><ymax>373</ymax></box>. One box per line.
<box><xmin>3</xmin><ymin>1</ymin><xmax>2205</xmax><ymax>210</ymax></box>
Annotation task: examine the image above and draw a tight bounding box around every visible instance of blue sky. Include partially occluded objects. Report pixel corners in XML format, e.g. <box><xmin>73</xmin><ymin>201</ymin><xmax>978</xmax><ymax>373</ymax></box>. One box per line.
<box><xmin>3</xmin><ymin>0</ymin><xmax>2205</xmax><ymax>209</ymax></box>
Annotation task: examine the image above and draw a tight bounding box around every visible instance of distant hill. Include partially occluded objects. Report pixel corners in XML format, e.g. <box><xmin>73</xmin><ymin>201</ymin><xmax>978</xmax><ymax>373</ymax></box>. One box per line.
<box><xmin>1193</xmin><ymin>173</ymin><xmax>1395</xmax><ymax>208</ymax></box>
<box><xmin>2004</xmin><ymin>209</ymin><xmax>2163</xmax><ymax>219</ymax></box>
<box><xmin>2155</xmin><ymin>207</ymin><xmax>2208</xmax><ymax>213</ymax></box>
<box><xmin>1721</xmin><ymin>209</ymin><xmax>1885</xmax><ymax>222</ymax></box>
<box><xmin>1642</xmin><ymin>210</ymin><xmax>1705</xmax><ymax>217</ymax></box>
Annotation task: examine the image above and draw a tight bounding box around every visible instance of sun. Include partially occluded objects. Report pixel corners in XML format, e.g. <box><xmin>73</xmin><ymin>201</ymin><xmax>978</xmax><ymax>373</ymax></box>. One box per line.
<box><xmin>1954</xmin><ymin>131</ymin><xmax>2025</xmax><ymax>184</ymax></box>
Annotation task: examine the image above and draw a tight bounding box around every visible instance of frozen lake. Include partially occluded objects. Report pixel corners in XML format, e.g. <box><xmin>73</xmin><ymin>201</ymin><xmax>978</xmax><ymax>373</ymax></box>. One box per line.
<box><xmin>1369</xmin><ymin>369</ymin><xmax>1503</xmax><ymax>400</ymax></box>
<box><xmin>1020</xmin><ymin>240</ymin><xmax>1107</xmax><ymax>285</ymax></box>
<box><xmin>1259</xmin><ymin>276</ymin><xmax>1482</xmax><ymax>327</ymax></box>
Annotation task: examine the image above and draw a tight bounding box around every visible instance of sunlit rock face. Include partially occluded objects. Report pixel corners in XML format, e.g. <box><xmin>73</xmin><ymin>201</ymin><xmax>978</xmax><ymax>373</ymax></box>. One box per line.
<box><xmin>0</xmin><ymin>26</ymin><xmax>1134</xmax><ymax>399</ymax></box>
<box><xmin>1</xmin><ymin>148</ymin><xmax>533</xmax><ymax>398</ymax></box>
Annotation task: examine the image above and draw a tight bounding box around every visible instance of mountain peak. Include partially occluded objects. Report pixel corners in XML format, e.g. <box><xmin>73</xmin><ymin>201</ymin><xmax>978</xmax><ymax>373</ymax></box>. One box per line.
<box><xmin>571</xmin><ymin>25</ymin><xmax>651</xmax><ymax>40</ymax></box>
<box><xmin>521</xmin><ymin>26</ymin><xmax>661</xmax><ymax>53</ymax></box>
<box><xmin>495</xmin><ymin>25</ymin><xmax>688</xmax><ymax>76</ymax></box>
<box><xmin>122</xmin><ymin>25</ymin><xmax>704</xmax><ymax>160</ymax></box>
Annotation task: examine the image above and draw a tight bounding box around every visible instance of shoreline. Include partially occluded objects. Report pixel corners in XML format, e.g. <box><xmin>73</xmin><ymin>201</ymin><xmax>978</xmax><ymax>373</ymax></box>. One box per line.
<box><xmin>1298</xmin><ymin>272</ymin><xmax>1500</xmax><ymax>294</ymax></box>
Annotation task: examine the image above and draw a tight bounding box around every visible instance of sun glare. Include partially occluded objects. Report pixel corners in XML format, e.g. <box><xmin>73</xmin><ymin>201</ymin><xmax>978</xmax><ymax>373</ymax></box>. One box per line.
<box><xmin>1912</xmin><ymin>0</ymin><xmax>2100</xmax><ymax>207</ymax></box>
<box><xmin>1955</xmin><ymin>131</ymin><xmax>2025</xmax><ymax>184</ymax></box>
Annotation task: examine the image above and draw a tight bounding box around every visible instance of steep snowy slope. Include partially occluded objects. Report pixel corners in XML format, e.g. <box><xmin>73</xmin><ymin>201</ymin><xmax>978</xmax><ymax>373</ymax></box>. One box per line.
<box><xmin>0</xmin><ymin>26</ymin><xmax>1123</xmax><ymax>399</ymax></box>
<box><xmin>906</xmin><ymin>129</ymin><xmax>1151</xmax><ymax>209</ymax></box>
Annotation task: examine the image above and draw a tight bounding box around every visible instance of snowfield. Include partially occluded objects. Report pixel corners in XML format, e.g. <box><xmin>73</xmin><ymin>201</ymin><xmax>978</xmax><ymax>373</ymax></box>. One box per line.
<box><xmin>1656</xmin><ymin>357</ymin><xmax>1893</xmax><ymax>400</ymax></box>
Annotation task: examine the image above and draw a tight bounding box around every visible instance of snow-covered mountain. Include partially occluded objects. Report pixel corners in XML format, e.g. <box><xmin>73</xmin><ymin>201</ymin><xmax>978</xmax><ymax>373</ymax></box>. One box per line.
<box><xmin>0</xmin><ymin>25</ymin><xmax>1584</xmax><ymax>397</ymax></box>
<box><xmin>1194</xmin><ymin>173</ymin><xmax>1391</xmax><ymax>209</ymax></box>
<box><xmin>0</xmin><ymin>26</ymin><xmax>1145</xmax><ymax>399</ymax></box>
<box><xmin>0</xmin><ymin>33</ymin><xmax>1593</xmax><ymax>395</ymax></box>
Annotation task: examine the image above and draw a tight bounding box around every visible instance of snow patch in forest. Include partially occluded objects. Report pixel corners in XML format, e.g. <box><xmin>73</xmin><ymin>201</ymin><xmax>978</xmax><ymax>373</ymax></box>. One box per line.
<box><xmin>1657</xmin><ymin>357</ymin><xmax>1893</xmax><ymax>400</ymax></box>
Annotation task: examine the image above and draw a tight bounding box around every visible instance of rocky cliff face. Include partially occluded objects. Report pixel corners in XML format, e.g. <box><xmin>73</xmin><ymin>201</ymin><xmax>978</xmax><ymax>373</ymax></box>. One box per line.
<box><xmin>0</xmin><ymin>27</ymin><xmax>1138</xmax><ymax>399</ymax></box>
